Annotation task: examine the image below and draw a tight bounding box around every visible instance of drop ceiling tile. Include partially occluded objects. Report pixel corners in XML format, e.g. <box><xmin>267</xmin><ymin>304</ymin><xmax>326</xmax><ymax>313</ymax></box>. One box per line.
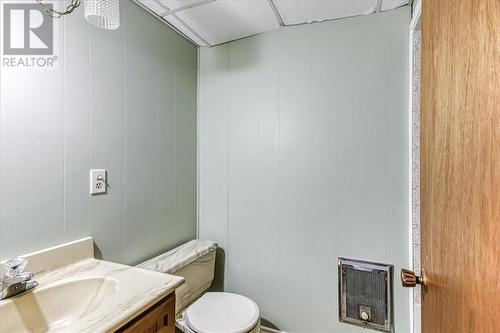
<box><xmin>175</xmin><ymin>0</ymin><xmax>279</xmax><ymax>46</ymax></box>
<box><xmin>273</xmin><ymin>0</ymin><xmax>379</xmax><ymax>25</ymax></box>
<box><xmin>159</xmin><ymin>0</ymin><xmax>208</xmax><ymax>11</ymax></box>
<box><xmin>381</xmin><ymin>0</ymin><xmax>408</xmax><ymax>11</ymax></box>
<box><xmin>163</xmin><ymin>15</ymin><xmax>208</xmax><ymax>46</ymax></box>
<box><xmin>138</xmin><ymin>0</ymin><xmax>169</xmax><ymax>15</ymax></box>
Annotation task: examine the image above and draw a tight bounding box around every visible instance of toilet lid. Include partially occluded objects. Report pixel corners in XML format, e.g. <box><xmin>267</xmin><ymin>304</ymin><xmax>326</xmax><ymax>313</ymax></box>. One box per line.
<box><xmin>185</xmin><ymin>292</ymin><xmax>259</xmax><ymax>333</ymax></box>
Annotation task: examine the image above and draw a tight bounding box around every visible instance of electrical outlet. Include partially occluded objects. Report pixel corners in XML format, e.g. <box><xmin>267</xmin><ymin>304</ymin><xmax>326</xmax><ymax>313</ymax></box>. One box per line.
<box><xmin>90</xmin><ymin>169</ymin><xmax>107</xmax><ymax>195</ymax></box>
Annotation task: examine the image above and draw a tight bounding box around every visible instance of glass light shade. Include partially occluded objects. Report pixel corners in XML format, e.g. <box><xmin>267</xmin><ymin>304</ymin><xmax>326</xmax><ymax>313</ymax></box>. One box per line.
<box><xmin>84</xmin><ymin>0</ymin><xmax>120</xmax><ymax>30</ymax></box>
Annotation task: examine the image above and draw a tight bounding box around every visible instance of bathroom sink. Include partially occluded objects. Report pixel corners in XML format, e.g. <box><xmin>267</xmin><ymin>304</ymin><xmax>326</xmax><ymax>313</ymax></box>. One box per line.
<box><xmin>0</xmin><ymin>239</ymin><xmax>184</xmax><ymax>332</ymax></box>
<box><xmin>0</xmin><ymin>276</ymin><xmax>117</xmax><ymax>333</ymax></box>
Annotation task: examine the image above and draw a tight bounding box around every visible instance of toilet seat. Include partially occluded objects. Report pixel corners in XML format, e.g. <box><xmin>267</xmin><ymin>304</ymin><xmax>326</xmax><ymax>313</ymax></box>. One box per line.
<box><xmin>184</xmin><ymin>292</ymin><xmax>260</xmax><ymax>333</ymax></box>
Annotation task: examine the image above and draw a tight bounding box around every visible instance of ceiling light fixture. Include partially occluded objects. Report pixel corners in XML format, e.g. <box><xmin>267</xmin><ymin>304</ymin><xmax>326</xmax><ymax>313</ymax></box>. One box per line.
<box><xmin>84</xmin><ymin>0</ymin><xmax>120</xmax><ymax>30</ymax></box>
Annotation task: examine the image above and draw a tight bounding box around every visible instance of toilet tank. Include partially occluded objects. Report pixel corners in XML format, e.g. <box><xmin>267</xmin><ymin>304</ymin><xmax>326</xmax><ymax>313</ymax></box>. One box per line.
<box><xmin>137</xmin><ymin>240</ymin><xmax>218</xmax><ymax>315</ymax></box>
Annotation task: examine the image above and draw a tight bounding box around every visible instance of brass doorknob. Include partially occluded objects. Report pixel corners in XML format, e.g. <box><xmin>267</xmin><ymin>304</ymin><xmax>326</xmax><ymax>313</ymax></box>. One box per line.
<box><xmin>401</xmin><ymin>268</ymin><xmax>427</xmax><ymax>294</ymax></box>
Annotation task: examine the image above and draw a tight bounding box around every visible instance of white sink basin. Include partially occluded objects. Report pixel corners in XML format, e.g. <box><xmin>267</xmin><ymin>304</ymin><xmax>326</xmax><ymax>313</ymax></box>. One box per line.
<box><xmin>0</xmin><ymin>277</ymin><xmax>117</xmax><ymax>333</ymax></box>
<box><xmin>0</xmin><ymin>238</ymin><xmax>184</xmax><ymax>333</ymax></box>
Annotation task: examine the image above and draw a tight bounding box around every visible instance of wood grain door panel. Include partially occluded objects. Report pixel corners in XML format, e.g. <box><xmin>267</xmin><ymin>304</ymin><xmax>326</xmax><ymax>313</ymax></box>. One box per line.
<box><xmin>421</xmin><ymin>0</ymin><xmax>500</xmax><ymax>331</ymax></box>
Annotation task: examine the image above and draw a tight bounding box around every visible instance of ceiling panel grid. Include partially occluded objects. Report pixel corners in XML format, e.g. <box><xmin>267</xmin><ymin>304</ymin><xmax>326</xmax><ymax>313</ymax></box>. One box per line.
<box><xmin>136</xmin><ymin>0</ymin><xmax>409</xmax><ymax>47</ymax></box>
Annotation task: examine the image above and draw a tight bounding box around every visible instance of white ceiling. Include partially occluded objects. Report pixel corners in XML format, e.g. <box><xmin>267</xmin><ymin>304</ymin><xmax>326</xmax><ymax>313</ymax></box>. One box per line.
<box><xmin>136</xmin><ymin>0</ymin><xmax>409</xmax><ymax>47</ymax></box>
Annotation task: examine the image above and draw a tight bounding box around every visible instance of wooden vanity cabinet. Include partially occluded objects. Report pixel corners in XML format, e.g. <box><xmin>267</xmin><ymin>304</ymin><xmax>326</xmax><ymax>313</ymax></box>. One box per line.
<box><xmin>116</xmin><ymin>292</ymin><xmax>176</xmax><ymax>333</ymax></box>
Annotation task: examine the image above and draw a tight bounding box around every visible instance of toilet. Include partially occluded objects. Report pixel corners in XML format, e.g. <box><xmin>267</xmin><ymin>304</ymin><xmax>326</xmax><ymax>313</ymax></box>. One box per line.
<box><xmin>137</xmin><ymin>240</ymin><xmax>260</xmax><ymax>333</ymax></box>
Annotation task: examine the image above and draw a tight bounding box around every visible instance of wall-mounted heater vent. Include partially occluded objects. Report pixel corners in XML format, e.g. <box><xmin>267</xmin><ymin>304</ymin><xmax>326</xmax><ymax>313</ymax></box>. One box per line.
<box><xmin>338</xmin><ymin>257</ymin><xmax>394</xmax><ymax>332</ymax></box>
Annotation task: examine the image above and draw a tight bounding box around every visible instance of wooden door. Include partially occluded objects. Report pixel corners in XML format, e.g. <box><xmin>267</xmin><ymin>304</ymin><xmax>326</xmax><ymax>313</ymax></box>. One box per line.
<box><xmin>421</xmin><ymin>0</ymin><xmax>500</xmax><ymax>332</ymax></box>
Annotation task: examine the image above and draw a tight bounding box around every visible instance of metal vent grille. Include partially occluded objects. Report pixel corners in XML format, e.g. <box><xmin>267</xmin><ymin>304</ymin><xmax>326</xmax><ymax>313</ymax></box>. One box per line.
<box><xmin>338</xmin><ymin>257</ymin><xmax>394</xmax><ymax>332</ymax></box>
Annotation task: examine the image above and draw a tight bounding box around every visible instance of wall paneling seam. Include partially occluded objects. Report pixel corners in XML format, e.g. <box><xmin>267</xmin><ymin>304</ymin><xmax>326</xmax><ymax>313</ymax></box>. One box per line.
<box><xmin>87</xmin><ymin>23</ymin><xmax>92</xmax><ymax>242</ymax></box>
<box><xmin>196</xmin><ymin>46</ymin><xmax>201</xmax><ymax>239</ymax></box>
<box><xmin>173</xmin><ymin>30</ymin><xmax>178</xmax><ymax>249</ymax></box>
<box><xmin>62</xmin><ymin>18</ymin><xmax>67</xmax><ymax>241</ymax></box>
<box><xmin>225</xmin><ymin>43</ymin><xmax>230</xmax><ymax>283</ymax></box>
<box><xmin>122</xmin><ymin>12</ymin><xmax>127</xmax><ymax>262</ymax></box>
<box><xmin>156</xmin><ymin>22</ymin><xmax>161</xmax><ymax>252</ymax></box>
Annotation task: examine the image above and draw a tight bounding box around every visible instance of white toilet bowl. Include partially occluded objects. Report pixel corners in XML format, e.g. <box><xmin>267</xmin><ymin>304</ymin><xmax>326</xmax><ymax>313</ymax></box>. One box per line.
<box><xmin>177</xmin><ymin>292</ymin><xmax>260</xmax><ymax>333</ymax></box>
<box><xmin>138</xmin><ymin>240</ymin><xmax>260</xmax><ymax>333</ymax></box>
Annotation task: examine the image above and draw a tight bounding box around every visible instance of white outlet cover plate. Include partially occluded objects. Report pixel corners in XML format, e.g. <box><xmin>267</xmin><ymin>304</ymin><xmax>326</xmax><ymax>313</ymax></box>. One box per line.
<box><xmin>90</xmin><ymin>169</ymin><xmax>107</xmax><ymax>195</ymax></box>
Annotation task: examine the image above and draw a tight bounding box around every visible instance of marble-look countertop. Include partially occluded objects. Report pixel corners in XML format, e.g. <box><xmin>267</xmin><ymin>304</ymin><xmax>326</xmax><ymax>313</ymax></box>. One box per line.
<box><xmin>138</xmin><ymin>239</ymin><xmax>217</xmax><ymax>274</ymax></box>
<box><xmin>0</xmin><ymin>238</ymin><xmax>184</xmax><ymax>333</ymax></box>
<box><xmin>40</xmin><ymin>258</ymin><xmax>183</xmax><ymax>332</ymax></box>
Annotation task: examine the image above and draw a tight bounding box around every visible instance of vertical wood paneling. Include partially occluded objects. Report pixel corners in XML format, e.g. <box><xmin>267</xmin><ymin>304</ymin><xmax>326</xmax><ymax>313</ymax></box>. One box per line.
<box><xmin>385</xmin><ymin>10</ymin><xmax>411</xmax><ymax>329</ymax></box>
<box><xmin>157</xmin><ymin>26</ymin><xmax>177</xmax><ymax>251</ymax></box>
<box><xmin>173</xmin><ymin>37</ymin><xmax>197</xmax><ymax>247</ymax></box>
<box><xmin>306</xmin><ymin>21</ymin><xmax>341</xmax><ymax>333</ymax></box>
<box><xmin>275</xmin><ymin>24</ymin><xmax>312</xmax><ymax>330</ymax></box>
<box><xmin>226</xmin><ymin>37</ymin><xmax>263</xmax><ymax>295</ymax></box>
<box><xmin>198</xmin><ymin>7</ymin><xmax>410</xmax><ymax>332</ymax></box>
<box><xmin>198</xmin><ymin>45</ymin><xmax>230</xmax><ymax>249</ymax></box>
<box><xmin>198</xmin><ymin>45</ymin><xmax>230</xmax><ymax>291</ymax></box>
<box><xmin>225</xmin><ymin>33</ymin><xmax>281</xmax><ymax>310</ymax></box>
<box><xmin>338</xmin><ymin>11</ymin><xmax>410</xmax><ymax>330</ymax></box>
<box><xmin>89</xmin><ymin>20</ymin><xmax>125</xmax><ymax>263</ymax></box>
<box><xmin>0</xmin><ymin>0</ymin><xmax>197</xmax><ymax>264</ymax></box>
<box><xmin>63</xmin><ymin>7</ymin><xmax>91</xmax><ymax>241</ymax></box>
<box><xmin>0</xmin><ymin>25</ymin><xmax>2</xmax><ymax>260</ymax></box>
<box><xmin>237</xmin><ymin>31</ymin><xmax>282</xmax><ymax>324</ymax></box>
<box><xmin>123</xmin><ymin>0</ymin><xmax>159</xmax><ymax>264</ymax></box>
<box><xmin>0</xmin><ymin>20</ymin><xmax>65</xmax><ymax>258</ymax></box>
<box><xmin>337</xmin><ymin>15</ymin><xmax>392</xmax><ymax>261</ymax></box>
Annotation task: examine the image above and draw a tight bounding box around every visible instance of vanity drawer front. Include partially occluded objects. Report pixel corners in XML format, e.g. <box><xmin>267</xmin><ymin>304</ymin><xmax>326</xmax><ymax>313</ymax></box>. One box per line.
<box><xmin>117</xmin><ymin>292</ymin><xmax>175</xmax><ymax>333</ymax></box>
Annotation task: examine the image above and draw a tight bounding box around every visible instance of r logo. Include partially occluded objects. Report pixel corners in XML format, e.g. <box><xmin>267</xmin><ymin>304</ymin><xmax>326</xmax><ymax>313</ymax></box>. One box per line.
<box><xmin>3</xmin><ymin>3</ymin><xmax>53</xmax><ymax>55</ymax></box>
